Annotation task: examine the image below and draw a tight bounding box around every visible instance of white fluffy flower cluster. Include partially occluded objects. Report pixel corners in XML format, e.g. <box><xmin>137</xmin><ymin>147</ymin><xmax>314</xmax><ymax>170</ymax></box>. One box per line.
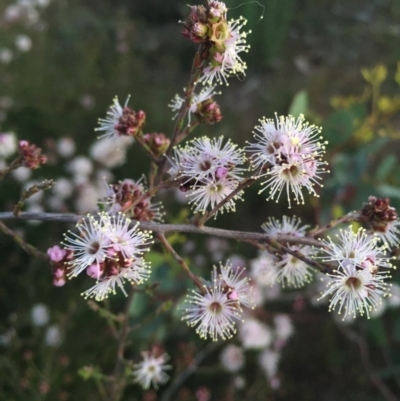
<box><xmin>169</xmin><ymin>136</ymin><xmax>246</xmax><ymax>215</ymax></box>
<box><xmin>257</xmin><ymin>216</ymin><xmax>316</xmax><ymax>288</ymax></box>
<box><xmin>181</xmin><ymin>261</ymin><xmax>254</xmax><ymax>341</ymax></box>
<box><xmin>246</xmin><ymin>114</ymin><xmax>328</xmax><ymax>208</ymax></box>
<box><xmin>132</xmin><ymin>350</ymin><xmax>171</xmax><ymax>390</ymax></box>
<box><xmin>317</xmin><ymin>227</ymin><xmax>394</xmax><ymax>319</ymax></box>
<box><xmin>61</xmin><ymin>212</ymin><xmax>153</xmax><ymax>301</ymax></box>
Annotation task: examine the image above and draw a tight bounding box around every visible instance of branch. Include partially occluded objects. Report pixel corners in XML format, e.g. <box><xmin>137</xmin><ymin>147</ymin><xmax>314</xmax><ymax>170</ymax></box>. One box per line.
<box><xmin>110</xmin><ymin>288</ymin><xmax>136</xmax><ymax>401</ymax></box>
<box><xmin>308</xmin><ymin>211</ymin><xmax>360</xmax><ymax>237</ymax></box>
<box><xmin>157</xmin><ymin>52</ymin><xmax>204</xmax><ymax>180</ymax></box>
<box><xmin>0</xmin><ymin>220</ymin><xmax>49</xmax><ymax>260</ymax></box>
<box><xmin>0</xmin><ymin>156</ymin><xmax>22</xmax><ymax>180</ymax></box>
<box><xmin>160</xmin><ymin>342</ymin><xmax>219</xmax><ymax>401</ymax></box>
<box><xmin>340</xmin><ymin>327</ymin><xmax>399</xmax><ymax>401</ymax></box>
<box><xmin>13</xmin><ymin>179</ymin><xmax>54</xmax><ymax>216</ymax></box>
<box><xmin>0</xmin><ymin>212</ymin><xmax>323</xmax><ymax>248</ymax></box>
<box><xmin>195</xmin><ymin>177</ymin><xmax>256</xmax><ymax>226</ymax></box>
<box><xmin>134</xmin><ymin>135</ymin><xmax>161</xmax><ymax>165</ymax></box>
<box><xmin>158</xmin><ymin>234</ymin><xmax>205</xmax><ymax>293</ymax></box>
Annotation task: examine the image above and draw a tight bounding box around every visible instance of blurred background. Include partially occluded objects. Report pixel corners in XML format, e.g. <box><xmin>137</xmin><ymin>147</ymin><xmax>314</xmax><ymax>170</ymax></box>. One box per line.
<box><xmin>1</xmin><ymin>0</ymin><xmax>400</xmax><ymax>400</ymax></box>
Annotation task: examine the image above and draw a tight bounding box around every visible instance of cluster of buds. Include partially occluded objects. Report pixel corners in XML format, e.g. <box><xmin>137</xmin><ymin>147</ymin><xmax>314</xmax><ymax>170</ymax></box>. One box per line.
<box><xmin>142</xmin><ymin>133</ymin><xmax>170</xmax><ymax>156</ymax></box>
<box><xmin>182</xmin><ymin>1</ymin><xmax>250</xmax><ymax>85</ymax></box>
<box><xmin>168</xmin><ymin>136</ymin><xmax>246</xmax><ymax>214</ymax></box>
<box><xmin>361</xmin><ymin>196</ymin><xmax>398</xmax><ymax>229</ymax></box>
<box><xmin>169</xmin><ymin>86</ymin><xmax>222</xmax><ymax>126</ymax></box>
<box><xmin>47</xmin><ymin>245</ymin><xmax>73</xmax><ymax>287</ymax></box>
<box><xmin>360</xmin><ymin>196</ymin><xmax>400</xmax><ymax>247</ymax></box>
<box><xmin>114</xmin><ymin>107</ymin><xmax>146</xmax><ymax>137</ymax></box>
<box><xmin>102</xmin><ymin>178</ymin><xmax>163</xmax><ymax>222</ymax></box>
<box><xmin>96</xmin><ymin>96</ymin><xmax>146</xmax><ymax>140</ymax></box>
<box><xmin>193</xmin><ymin>96</ymin><xmax>222</xmax><ymax>124</ymax></box>
<box><xmin>18</xmin><ymin>140</ymin><xmax>47</xmax><ymax>169</ymax></box>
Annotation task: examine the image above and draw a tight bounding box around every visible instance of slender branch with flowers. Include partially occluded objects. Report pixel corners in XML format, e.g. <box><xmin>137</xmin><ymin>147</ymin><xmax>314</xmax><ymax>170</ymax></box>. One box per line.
<box><xmin>1</xmin><ymin>1</ymin><xmax>400</xmax><ymax>400</ymax></box>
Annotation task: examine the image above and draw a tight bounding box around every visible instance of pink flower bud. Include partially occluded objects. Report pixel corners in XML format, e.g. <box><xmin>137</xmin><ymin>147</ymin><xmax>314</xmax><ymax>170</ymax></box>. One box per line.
<box><xmin>215</xmin><ymin>167</ymin><xmax>228</xmax><ymax>180</ymax></box>
<box><xmin>54</xmin><ymin>267</ymin><xmax>64</xmax><ymax>279</ymax></box>
<box><xmin>47</xmin><ymin>245</ymin><xmax>66</xmax><ymax>262</ymax></box>
<box><xmin>53</xmin><ymin>277</ymin><xmax>66</xmax><ymax>287</ymax></box>
<box><xmin>86</xmin><ymin>264</ymin><xmax>102</xmax><ymax>279</ymax></box>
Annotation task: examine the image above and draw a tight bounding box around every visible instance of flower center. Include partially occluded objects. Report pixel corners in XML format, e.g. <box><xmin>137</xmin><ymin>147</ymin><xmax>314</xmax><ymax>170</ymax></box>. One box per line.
<box><xmin>209</xmin><ymin>301</ymin><xmax>222</xmax><ymax>314</ymax></box>
<box><xmin>282</xmin><ymin>164</ymin><xmax>300</xmax><ymax>178</ymax></box>
<box><xmin>267</xmin><ymin>141</ymin><xmax>280</xmax><ymax>154</ymax></box>
<box><xmin>345</xmin><ymin>277</ymin><xmax>362</xmax><ymax>290</ymax></box>
<box><xmin>89</xmin><ymin>241</ymin><xmax>100</xmax><ymax>255</ymax></box>
<box><xmin>200</xmin><ymin>160</ymin><xmax>212</xmax><ymax>171</ymax></box>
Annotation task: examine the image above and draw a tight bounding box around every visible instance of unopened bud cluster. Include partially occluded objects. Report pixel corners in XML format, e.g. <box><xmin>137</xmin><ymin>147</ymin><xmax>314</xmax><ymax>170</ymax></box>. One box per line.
<box><xmin>360</xmin><ymin>196</ymin><xmax>400</xmax><ymax>246</ymax></box>
<box><xmin>101</xmin><ymin>178</ymin><xmax>164</xmax><ymax>222</ymax></box>
<box><xmin>182</xmin><ymin>1</ymin><xmax>251</xmax><ymax>85</ymax></box>
<box><xmin>95</xmin><ymin>96</ymin><xmax>146</xmax><ymax>140</ymax></box>
<box><xmin>18</xmin><ymin>140</ymin><xmax>47</xmax><ymax>169</ymax></box>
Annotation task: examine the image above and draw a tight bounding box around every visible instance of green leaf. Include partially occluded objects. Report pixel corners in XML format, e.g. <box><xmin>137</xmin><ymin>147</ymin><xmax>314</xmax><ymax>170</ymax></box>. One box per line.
<box><xmin>322</xmin><ymin>104</ymin><xmax>366</xmax><ymax>147</ymax></box>
<box><xmin>375</xmin><ymin>155</ymin><xmax>397</xmax><ymax>181</ymax></box>
<box><xmin>377</xmin><ymin>184</ymin><xmax>400</xmax><ymax>200</ymax></box>
<box><xmin>331</xmin><ymin>153</ymin><xmax>353</xmax><ymax>185</ymax></box>
<box><xmin>289</xmin><ymin>90</ymin><xmax>308</xmax><ymax>117</ymax></box>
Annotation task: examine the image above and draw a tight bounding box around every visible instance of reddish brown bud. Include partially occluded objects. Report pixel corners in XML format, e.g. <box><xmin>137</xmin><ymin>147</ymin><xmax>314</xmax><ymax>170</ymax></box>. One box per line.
<box><xmin>182</xmin><ymin>5</ymin><xmax>209</xmax><ymax>44</ymax></box>
<box><xmin>360</xmin><ymin>196</ymin><xmax>398</xmax><ymax>231</ymax></box>
<box><xmin>195</xmin><ymin>99</ymin><xmax>222</xmax><ymax>124</ymax></box>
<box><xmin>18</xmin><ymin>140</ymin><xmax>47</xmax><ymax>169</ymax></box>
<box><xmin>143</xmin><ymin>132</ymin><xmax>170</xmax><ymax>156</ymax></box>
<box><xmin>106</xmin><ymin>179</ymin><xmax>163</xmax><ymax>222</ymax></box>
<box><xmin>114</xmin><ymin>107</ymin><xmax>146</xmax><ymax>137</ymax></box>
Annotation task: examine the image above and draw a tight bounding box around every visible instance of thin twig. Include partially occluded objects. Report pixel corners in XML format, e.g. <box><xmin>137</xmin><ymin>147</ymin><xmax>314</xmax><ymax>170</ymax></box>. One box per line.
<box><xmin>160</xmin><ymin>342</ymin><xmax>219</xmax><ymax>401</ymax></box>
<box><xmin>244</xmin><ymin>238</ymin><xmax>333</xmax><ymax>274</ymax></box>
<box><xmin>196</xmin><ymin>177</ymin><xmax>256</xmax><ymax>226</ymax></box>
<box><xmin>157</xmin><ymin>53</ymin><xmax>203</xmax><ymax>180</ymax></box>
<box><xmin>175</xmin><ymin>120</ymin><xmax>200</xmax><ymax>143</ymax></box>
<box><xmin>0</xmin><ymin>220</ymin><xmax>48</xmax><ymax>260</ymax></box>
<box><xmin>158</xmin><ymin>234</ymin><xmax>205</xmax><ymax>293</ymax></box>
<box><xmin>308</xmin><ymin>211</ymin><xmax>360</xmax><ymax>237</ymax></box>
<box><xmin>13</xmin><ymin>179</ymin><xmax>54</xmax><ymax>216</ymax></box>
<box><xmin>134</xmin><ymin>135</ymin><xmax>161</xmax><ymax>165</ymax></box>
<box><xmin>264</xmin><ymin>237</ymin><xmax>333</xmax><ymax>273</ymax></box>
<box><xmin>0</xmin><ymin>156</ymin><xmax>22</xmax><ymax>180</ymax></box>
<box><xmin>340</xmin><ymin>327</ymin><xmax>399</xmax><ymax>401</ymax></box>
<box><xmin>109</xmin><ymin>288</ymin><xmax>136</xmax><ymax>401</ymax></box>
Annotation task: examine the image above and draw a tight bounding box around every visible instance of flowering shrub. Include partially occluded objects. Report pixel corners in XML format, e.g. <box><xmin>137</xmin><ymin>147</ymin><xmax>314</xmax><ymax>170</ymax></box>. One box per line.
<box><xmin>1</xmin><ymin>1</ymin><xmax>400</xmax><ymax>400</ymax></box>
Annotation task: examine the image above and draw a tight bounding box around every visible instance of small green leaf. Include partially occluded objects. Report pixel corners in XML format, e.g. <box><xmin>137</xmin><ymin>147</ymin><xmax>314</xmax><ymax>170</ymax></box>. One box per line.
<box><xmin>323</xmin><ymin>104</ymin><xmax>366</xmax><ymax>147</ymax></box>
<box><xmin>377</xmin><ymin>184</ymin><xmax>400</xmax><ymax>200</ymax></box>
<box><xmin>375</xmin><ymin>155</ymin><xmax>397</xmax><ymax>181</ymax></box>
<box><xmin>288</xmin><ymin>90</ymin><xmax>308</xmax><ymax>117</ymax></box>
